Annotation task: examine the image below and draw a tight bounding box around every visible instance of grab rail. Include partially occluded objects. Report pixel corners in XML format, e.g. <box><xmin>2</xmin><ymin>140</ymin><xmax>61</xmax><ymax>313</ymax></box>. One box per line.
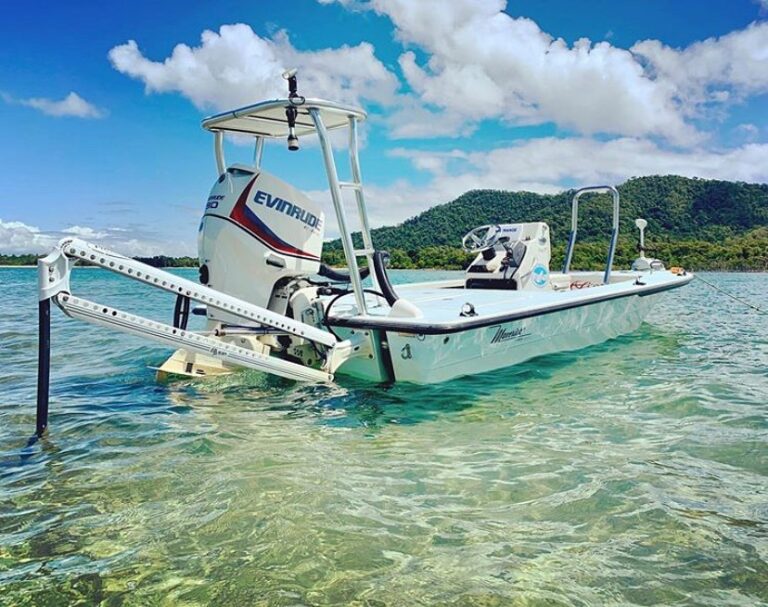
<box><xmin>562</xmin><ymin>185</ymin><xmax>620</xmax><ymax>284</ymax></box>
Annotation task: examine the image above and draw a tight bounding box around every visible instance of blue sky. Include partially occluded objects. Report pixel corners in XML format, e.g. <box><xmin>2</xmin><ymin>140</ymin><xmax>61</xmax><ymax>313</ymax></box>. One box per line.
<box><xmin>1</xmin><ymin>0</ymin><xmax>767</xmax><ymax>255</ymax></box>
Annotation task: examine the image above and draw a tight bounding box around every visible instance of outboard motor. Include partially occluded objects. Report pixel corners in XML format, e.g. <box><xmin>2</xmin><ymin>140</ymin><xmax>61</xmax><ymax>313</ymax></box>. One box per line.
<box><xmin>463</xmin><ymin>222</ymin><xmax>552</xmax><ymax>290</ymax></box>
<box><xmin>198</xmin><ymin>165</ymin><xmax>325</xmax><ymax>321</ymax></box>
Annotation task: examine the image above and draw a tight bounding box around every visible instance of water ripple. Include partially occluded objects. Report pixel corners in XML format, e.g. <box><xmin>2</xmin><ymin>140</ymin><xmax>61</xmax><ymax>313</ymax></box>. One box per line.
<box><xmin>0</xmin><ymin>268</ymin><xmax>766</xmax><ymax>606</ymax></box>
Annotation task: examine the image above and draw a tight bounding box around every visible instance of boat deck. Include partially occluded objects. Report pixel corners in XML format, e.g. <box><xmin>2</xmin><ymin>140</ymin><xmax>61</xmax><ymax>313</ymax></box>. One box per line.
<box><xmin>324</xmin><ymin>270</ymin><xmax>693</xmax><ymax>333</ymax></box>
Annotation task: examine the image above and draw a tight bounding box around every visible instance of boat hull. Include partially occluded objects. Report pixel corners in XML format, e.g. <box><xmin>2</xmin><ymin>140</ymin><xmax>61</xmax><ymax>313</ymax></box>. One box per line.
<box><xmin>338</xmin><ymin>291</ymin><xmax>662</xmax><ymax>384</ymax></box>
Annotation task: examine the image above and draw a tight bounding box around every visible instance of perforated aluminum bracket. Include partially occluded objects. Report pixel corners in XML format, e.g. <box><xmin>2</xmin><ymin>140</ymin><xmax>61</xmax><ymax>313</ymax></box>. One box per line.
<box><xmin>38</xmin><ymin>240</ymin><xmax>74</xmax><ymax>301</ymax></box>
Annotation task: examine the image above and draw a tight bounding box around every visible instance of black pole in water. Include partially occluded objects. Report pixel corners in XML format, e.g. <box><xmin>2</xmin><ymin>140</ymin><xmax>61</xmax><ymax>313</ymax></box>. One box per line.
<box><xmin>36</xmin><ymin>298</ymin><xmax>51</xmax><ymax>437</ymax></box>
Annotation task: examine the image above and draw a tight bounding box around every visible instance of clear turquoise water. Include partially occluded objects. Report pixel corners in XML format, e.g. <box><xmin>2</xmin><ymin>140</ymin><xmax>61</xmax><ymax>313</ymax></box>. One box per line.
<box><xmin>0</xmin><ymin>267</ymin><xmax>766</xmax><ymax>606</ymax></box>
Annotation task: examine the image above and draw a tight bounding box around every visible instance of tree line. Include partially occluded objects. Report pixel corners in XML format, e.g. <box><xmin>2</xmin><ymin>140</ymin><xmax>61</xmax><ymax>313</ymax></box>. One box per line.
<box><xmin>321</xmin><ymin>229</ymin><xmax>768</xmax><ymax>272</ymax></box>
<box><xmin>0</xmin><ymin>254</ymin><xmax>199</xmax><ymax>267</ymax></box>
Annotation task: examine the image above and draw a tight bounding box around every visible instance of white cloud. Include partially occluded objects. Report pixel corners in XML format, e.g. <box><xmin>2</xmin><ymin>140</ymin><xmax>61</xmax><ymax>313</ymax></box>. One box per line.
<box><xmin>318</xmin><ymin>0</ymin><xmax>768</xmax><ymax>144</ymax></box>
<box><xmin>108</xmin><ymin>24</ymin><xmax>398</xmax><ymax>112</ymax></box>
<box><xmin>62</xmin><ymin>225</ymin><xmax>109</xmax><ymax>239</ymax></box>
<box><xmin>0</xmin><ymin>220</ymin><xmax>57</xmax><ymax>254</ymax></box>
<box><xmin>108</xmin><ymin>4</ymin><xmax>768</xmax><ymax>146</ymax></box>
<box><xmin>466</xmin><ymin>138</ymin><xmax>768</xmax><ymax>184</ymax></box>
<box><xmin>0</xmin><ymin>219</ymin><xmax>194</xmax><ymax>257</ymax></box>
<box><xmin>632</xmin><ymin>21</ymin><xmax>768</xmax><ymax>109</ymax></box>
<box><xmin>735</xmin><ymin>123</ymin><xmax>760</xmax><ymax>140</ymax></box>
<box><xmin>1</xmin><ymin>91</ymin><xmax>105</xmax><ymax>118</ymax></box>
<box><xmin>386</xmin><ymin>95</ymin><xmax>476</xmax><ymax>139</ymax></box>
<box><xmin>362</xmin><ymin>0</ymin><xmax>698</xmax><ymax>143</ymax></box>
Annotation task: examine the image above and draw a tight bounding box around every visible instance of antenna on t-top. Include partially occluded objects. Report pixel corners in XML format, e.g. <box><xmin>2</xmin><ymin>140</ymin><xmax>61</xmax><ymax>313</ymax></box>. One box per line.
<box><xmin>282</xmin><ymin>68</ymin><xmax>304</xmax><ymax>151</ymax></box>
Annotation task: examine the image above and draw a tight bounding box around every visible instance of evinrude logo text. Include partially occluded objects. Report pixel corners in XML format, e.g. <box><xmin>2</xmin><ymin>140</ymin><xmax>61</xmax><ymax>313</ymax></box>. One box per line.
<box><xmin>490</xmin><ymin>325</ymin><xmax>529</xmax><ymax>344</ymax></box>
<box><xmin>253</xmin><ymin>190</ymin><xmax>321</xmax><ymax>230</ymax></box>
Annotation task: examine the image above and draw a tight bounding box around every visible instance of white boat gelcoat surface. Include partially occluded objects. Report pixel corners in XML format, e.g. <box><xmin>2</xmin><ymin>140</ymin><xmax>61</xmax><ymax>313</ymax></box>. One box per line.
<box><xmin>326</xmin><ymin>269</ymin><xmax>691</xmax><ymax>383</ymax></box>
<box><xmin>385</xmin><ymin>292</ymin><xmax>660</xmax><ymax>383</ymax></box>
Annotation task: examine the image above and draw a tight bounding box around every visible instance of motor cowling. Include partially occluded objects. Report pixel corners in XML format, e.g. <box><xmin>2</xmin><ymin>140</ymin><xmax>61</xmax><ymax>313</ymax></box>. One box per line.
<box><xmin>198</xmin><ymin>164</ymin><xmax>325</xmax><ymax>321</ymax></box>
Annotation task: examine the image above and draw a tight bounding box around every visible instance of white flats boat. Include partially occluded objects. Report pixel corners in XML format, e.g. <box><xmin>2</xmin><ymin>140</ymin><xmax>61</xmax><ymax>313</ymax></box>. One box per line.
<box><xmin>34</xmin><ymin>72</ymin><xmax>692</xmax><ymax>432</ymax></box>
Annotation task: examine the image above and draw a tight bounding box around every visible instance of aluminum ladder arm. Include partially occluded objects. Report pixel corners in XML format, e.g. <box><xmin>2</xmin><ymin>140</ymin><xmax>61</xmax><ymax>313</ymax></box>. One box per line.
<box><xmin>41</xmin><ymin>238</ymin><xmax>337</xmax><ymax>347</ymax></box>
<box><xmin>34</xmin><ymin>238</ymin><xmax>357</xmax><ymax>435</ymax></box>
<box><xmin>310</xmin><ymin>108</ymin><xmax>377</xmax><ymax>315</ymax></box>
<box><xmin>54</xmin><ymin>292</ymin><xmax>333</xmax><ymax>383</ymax></box>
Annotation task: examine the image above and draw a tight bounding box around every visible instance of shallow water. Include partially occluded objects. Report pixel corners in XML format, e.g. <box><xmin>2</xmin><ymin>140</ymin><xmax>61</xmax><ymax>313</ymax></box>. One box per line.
<box><xmin>0</xmin><ymin>267</ymin><xmax>766</xmax><ymax>606</ymax></box>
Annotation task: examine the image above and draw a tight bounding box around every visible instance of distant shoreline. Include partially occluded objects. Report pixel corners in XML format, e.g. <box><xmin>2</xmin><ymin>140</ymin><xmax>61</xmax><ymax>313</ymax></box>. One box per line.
<box><xmin>0</xmin><ymin>265</ymin><xmax>183</xmax><ymax>269</ymax></box>
<box><xmin>1</xmin><ymin>264</ymin><xmax>765</xmax><ymax>273</ymax></box>
<box><xmin>0</xmin><ymin>264</ymin><xmax>104</xmax><ymax>268</ymax></box>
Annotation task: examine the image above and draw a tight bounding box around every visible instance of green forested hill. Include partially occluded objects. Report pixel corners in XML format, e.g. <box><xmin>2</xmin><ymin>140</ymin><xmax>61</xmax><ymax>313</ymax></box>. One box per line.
<box><xmin>323</xmin><ymin>175</ymin><xmax>768</xmax><ymax>271</ymax></box>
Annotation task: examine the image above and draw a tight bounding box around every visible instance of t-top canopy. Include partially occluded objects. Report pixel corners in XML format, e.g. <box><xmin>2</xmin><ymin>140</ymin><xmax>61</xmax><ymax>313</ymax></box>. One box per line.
<box><xmin>201</xmin><ymin>98</ymin><xmax>367</xmax><ymax>138</ymax></box>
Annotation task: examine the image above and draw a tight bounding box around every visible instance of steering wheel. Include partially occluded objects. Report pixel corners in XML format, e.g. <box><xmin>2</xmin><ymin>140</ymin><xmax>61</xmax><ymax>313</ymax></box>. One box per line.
<box><xmin>462</xmin><ymin>224</ymin><xmax>501</xmax><ymax>253</ymax></box>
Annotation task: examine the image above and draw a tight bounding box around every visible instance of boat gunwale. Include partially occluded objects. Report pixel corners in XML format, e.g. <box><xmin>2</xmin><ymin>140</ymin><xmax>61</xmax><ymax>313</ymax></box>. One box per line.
<box><xmin>326</xmin><ymin>274</ymin><xmax>693</xmax><ymax>335</ymax></box>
